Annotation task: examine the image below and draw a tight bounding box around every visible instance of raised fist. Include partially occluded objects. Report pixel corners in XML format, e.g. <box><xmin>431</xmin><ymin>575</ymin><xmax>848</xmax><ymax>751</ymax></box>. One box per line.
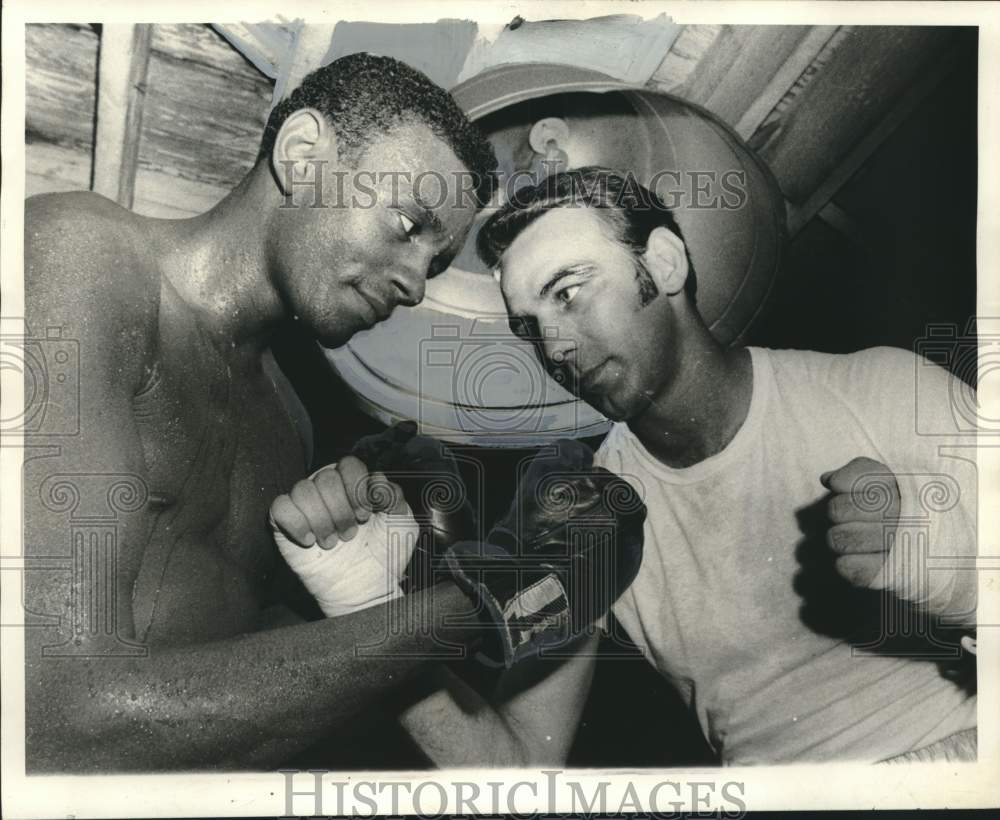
<box><xmin>822</xmin><ymin>457</ymin><xmax>900</xmax><ymax>589</ymax></box>
<box><xmin>269</xmin><ymin>458</ymin><xmax>417</xmax><ymax>617</ymax></box>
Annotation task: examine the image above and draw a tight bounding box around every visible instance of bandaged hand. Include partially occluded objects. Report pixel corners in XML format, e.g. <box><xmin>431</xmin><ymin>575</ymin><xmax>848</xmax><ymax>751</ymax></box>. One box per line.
<box><xmin>270</xmin><ymin>459</ymin><xmax>421</xmax><ymax>617</ymax></box>
<box><xmin>351</xmin><ymin>421</ymin><xmax>476</xmax><ymax>592</ymax></box>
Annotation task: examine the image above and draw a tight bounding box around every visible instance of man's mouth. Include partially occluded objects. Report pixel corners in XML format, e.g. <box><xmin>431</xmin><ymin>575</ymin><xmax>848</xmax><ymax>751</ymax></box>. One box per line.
<box><xmin>357</xmin><ymin>289</ymin><xmax>393</xmax><ymax>324</ymax></box>
<box><xmin>579</xmin><ymin>359</ymin><xmax>613</xmax><ymax>394</ymax></box>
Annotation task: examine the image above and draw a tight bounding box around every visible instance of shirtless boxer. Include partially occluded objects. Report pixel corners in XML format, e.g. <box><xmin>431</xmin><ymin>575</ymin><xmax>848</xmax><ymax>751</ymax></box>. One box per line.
<box><xmin>293</xmin><ymin>167</ymin><xmax>977</xmax><ymax>765</ymax></box>
<box><xmin>22</xmin><ymin>56</ymin><xmax>645</xmax><ymax>772</ymax></box>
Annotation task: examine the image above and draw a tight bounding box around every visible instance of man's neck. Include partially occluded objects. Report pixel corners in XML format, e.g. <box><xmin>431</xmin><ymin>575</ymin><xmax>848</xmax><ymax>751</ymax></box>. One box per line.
<box><xmin>627</xmin><ymin>333</ymin><xmax>754</xmax><ymax>469</ymax></box>
<box><xmin>154</xmin><ymin>165</ymin><xmax>283</xmax><ymax>353</ymax></box>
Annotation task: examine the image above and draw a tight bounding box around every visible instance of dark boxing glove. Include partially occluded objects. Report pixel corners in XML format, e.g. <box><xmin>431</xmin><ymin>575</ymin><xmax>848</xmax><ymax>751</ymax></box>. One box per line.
<box><xmin>351</xmin><ymin>420</ymin><xmax>476</xmax><ymax>593</ymax></box>
<box><xmin>444</xmin><ymin>438</ymin><xmax>646</xmax><ymax>668</ymax></box>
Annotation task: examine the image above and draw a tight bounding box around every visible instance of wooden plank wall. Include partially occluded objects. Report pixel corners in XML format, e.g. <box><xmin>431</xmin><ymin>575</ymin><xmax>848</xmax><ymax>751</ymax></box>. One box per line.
<box><xmin>25</xmin><ymin>24</ymin><xmax>99</xmax><ymax>195</ymax></box>
<box><xmin>26</xmin><ymin>23</ymin><xmax>272</xmax><ymax>218</ymax></box>
<box><xmin>25</xmin><ymin>22</ymin><xmax>965</xmax><ymax>231</ymax></box>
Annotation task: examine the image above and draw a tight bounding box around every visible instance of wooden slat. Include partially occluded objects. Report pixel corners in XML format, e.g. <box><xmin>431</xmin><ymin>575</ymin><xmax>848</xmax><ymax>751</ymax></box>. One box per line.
<box><xmin>152</xmin><ymin>23</ymin><xmax>268</xmax><ymax>74</ymax></box>
<box><xmin>733</xmin><ymin>26</ymin><xmax>838</xmax><ymax>139</ymax></box>
<box><xmin>785</xmin><ymin>42</ymin><xmax>966</xmax><ymax>235</ymax></box>
<box><xmin>647</xmin><ymin>25</ymin><xmax>721</xmax><ymax>92</ymax></box>
<box><xmin>132</xmin><ymin>167</ymin><xmax>227</xmax><ymax>218</ymax></box>
<box><xmin>25</xmin><ymin>141</ymin><xmax>226</xmax><ymax>219</ymax></box>
<box><xmin>212</xmin><ymin>23</ymin><xmax>292</xmax><ymax>79</ymax></box>
<box><xmin>26</xmin><ymin>142</ymin><xmax>92</xmax><ymax>197</ymax></box>
<box><xmin>816</xmin><ymin>201</ymin><xmax>863</xmax><ymax>246</ymax></box>
<box><xmin>25</xmin><ymin>24</ymin><xmax>98</xmax><ymax>152</ymax></box>
<box><xmin>117</xmin><ymin>25</ymin><xmax>153</xmax><ymax>208</ymax></box>
<box><xmin>26</xmin><ymin>23</ymin><xmax>270</xmax><ymax>213</ymax></box>
<box><xmin>748</xmin><ymin>26</ymin><xmax>853</xmax><ymax>148</ymax></box>
<box><xmin>93</xmin><ymin>24</ymin><xmax>152</xmax><ymax>205</ymax></box>
<box><xmin>678</xmin><ymin>25</ymin><xmax>814</xmax><ymax>126</ymax></box>
<box><xmin>755</xmin><ymin>26</ymin><xmax>959</xmax><ymax>204</ymax></box>
<box><xmin>139</xmin><ymin>25</ymin><xmax>272</xmax><ymax>190</ymax></box>
<box><xmin>279</xmin><ymin>24</ymin><xmax>337</xmax><ymax>100</ymax></box>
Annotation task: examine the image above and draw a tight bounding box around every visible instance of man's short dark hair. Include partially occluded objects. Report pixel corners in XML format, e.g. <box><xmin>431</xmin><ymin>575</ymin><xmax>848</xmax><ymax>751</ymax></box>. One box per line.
<box><xmin>478</xmin><ymin>167</ymin><xmax>696</xmax><ymax>299</ymax></box>
<box><xmin>259</xmin><ymin>53</ymin><xmax>497</xmax><ymax>206</ymax></box>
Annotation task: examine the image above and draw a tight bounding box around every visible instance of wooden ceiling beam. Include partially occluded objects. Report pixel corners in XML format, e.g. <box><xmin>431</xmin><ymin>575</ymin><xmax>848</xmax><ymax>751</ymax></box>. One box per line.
<box><xmin>732</xmin><ymin>26</ymin><xmax>838</xmax><ymax>140</ymax></box>
<box><xmin>648</xmin><ymin>25</ymin><xmax>721</xmax><ymax>92</ymax></box>
<box><xmin>785</xmin><ymin>42</ymin><xmax>965</xmax><ymax>236</ymax></box>
<box><xmin>679</xmin><ymin>25</ymin><xmax>816</xmax><ymax>126</ymax></box>
<box><xmin>754</xmin><ymin>26</ymin><xmax>961</xmax><ymax>206</ymax></box>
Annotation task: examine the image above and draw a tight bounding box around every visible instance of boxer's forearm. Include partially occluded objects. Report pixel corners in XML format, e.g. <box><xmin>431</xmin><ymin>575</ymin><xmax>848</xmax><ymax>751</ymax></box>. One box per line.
<box><xmin>400</xmin><ymin>670</ymin><xmax>538</xmax><ymax>767</ymax></box>
<box><xmin>28</xmin><ymin>583</ymin><xmax>480</xmax><ymax>772</ymax></box>
<box><xmin>400</xmin><ymin>633</ymin><xmax>601</xmax><ymax>767</ymax></box>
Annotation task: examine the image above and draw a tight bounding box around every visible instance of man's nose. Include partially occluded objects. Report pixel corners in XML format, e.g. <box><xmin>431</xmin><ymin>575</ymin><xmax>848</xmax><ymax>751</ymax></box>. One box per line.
<box><xmin>391</xmin><ymin>258</ymin><xmax>429</xmax><ymax>307</ymax></box>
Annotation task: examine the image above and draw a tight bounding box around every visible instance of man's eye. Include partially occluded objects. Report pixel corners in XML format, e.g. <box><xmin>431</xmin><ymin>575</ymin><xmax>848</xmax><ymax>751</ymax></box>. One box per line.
<box><xmin>398</xmin><ymin>212</ymin><xmax>417</xmax><ymax>238</ymax></box>
<box><xmin>557</xmin><ymin>284</ymin><xmax>581</xmax><ymax>305</ymax></box>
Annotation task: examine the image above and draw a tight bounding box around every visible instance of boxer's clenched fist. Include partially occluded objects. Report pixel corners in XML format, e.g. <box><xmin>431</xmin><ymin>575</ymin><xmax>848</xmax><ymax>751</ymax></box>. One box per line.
<box><xmin>271</xmin><ymin>456</ymin><xmax>407</xmax><ymax>550</ymax></box>
<box><xmin>351</xmin><ymin>421</ymin><xmax>476</xmax><ymax>592</ymax></box>
<box><xmin>270</xmin><ymin>459</ymin><xmax>418</xmax><ymax>617</ymax></box>
<box><xmin>821</xmin><ymin>457</ymin><xmax>900</xmax><ymax>588</ymax></box>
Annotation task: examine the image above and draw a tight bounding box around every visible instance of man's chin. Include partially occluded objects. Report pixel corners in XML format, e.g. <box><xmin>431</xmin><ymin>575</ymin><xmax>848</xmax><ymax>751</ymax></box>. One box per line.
<box><xmin>600</xmin><ymin>404</ymin><xmax>633</xmax><ymax>423</ymax></box>
<box><xmin>580</xmin><ymin>389</ymin><xmax>635</xmax><ymax>423</ymax></box>
<box><xmin>312</xmin><ymin>315</ymin><xmax>380</xmax><ymax>349</ymax></box>
<box><xmin>314</xmin><ymin>327</ymin><xmax>357</xmax><ymax>350</ymax></box>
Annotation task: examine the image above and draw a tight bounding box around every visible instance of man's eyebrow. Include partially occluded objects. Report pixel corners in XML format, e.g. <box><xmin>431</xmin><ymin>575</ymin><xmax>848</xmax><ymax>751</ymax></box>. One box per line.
<box><xmin>539</xmin><ymin>265</ymin><xmax>591</xmax><ymax>298</ymax></box>
<box><xmin>411</xmin><ymin>191</ymin><xmax>445</xmax><ymax>234</ymax></box>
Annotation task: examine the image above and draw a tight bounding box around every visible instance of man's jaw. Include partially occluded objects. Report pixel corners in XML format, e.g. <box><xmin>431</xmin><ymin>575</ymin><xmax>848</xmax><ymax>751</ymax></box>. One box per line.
<box><xmin>579</xmin><ymin>359</ymin><xmax>614</xmax><ymax>396</ymax></box>
<box><xmin>566</xmin><ymin>358</ymin><xmax>637</xmax><ymax>422</ymax></box>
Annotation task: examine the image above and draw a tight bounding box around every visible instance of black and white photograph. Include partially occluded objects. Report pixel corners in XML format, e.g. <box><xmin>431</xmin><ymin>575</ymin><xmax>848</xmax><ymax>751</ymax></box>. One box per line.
<box><xmin>2</xmin><ymin>1</ymin><xmax>998</xmax><ymax>816</ymax></box>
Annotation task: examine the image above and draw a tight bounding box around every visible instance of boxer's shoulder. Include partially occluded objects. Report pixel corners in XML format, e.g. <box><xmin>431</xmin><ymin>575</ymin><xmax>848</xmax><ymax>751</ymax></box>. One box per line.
<box><xmin>24</xmin><ymin>191</ymin><xmax>159</xmax><ymax>308</ymax></box>
<box><xmin>26</xmin><ymin>190</ymin><xmax>147</xmax><ymax>260</ymax></box>
<box><xmin>762</xmin><ymin>345</ymin><xmax>918</xmax><ymax>385</ymax></box>
<box><xmin>25</xmin><ymin>192</ymin><xmax>161</xmax><ymax>388</ymax></box>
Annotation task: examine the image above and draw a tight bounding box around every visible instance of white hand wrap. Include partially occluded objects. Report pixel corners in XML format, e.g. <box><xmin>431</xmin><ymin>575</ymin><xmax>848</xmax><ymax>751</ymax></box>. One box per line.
<box><xmin>871</xmin><ymin>470</ymin><xmax>976</xmax><ymax>620</ymax></box>
<box><xmin>271</xmin><ymin>468</ymin><xmax>422</xmax><ymax>617</ymax></box>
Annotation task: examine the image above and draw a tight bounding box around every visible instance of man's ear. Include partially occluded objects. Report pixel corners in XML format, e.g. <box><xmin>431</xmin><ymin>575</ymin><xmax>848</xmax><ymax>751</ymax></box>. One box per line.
<box><xmin>642</xmin><ymin>226</ymin><xmax>689</xmax><ymax>296</ymax></box>
<box><xmin>271</xmin><ymin>108</ymin><xmax>338</xmax><ymax>197</ymax></box>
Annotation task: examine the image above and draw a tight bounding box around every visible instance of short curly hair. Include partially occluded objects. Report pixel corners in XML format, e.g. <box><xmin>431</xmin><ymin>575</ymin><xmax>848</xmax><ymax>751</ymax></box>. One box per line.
<box><xmin>259</xmin><ymin>53</ymin><xmax>497</xmax><ymax>206</ymax></box>
<box><xmin>477</xmin><ymin>166</ymin><xmax>696</xmax><ymax>300</ymax></box>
